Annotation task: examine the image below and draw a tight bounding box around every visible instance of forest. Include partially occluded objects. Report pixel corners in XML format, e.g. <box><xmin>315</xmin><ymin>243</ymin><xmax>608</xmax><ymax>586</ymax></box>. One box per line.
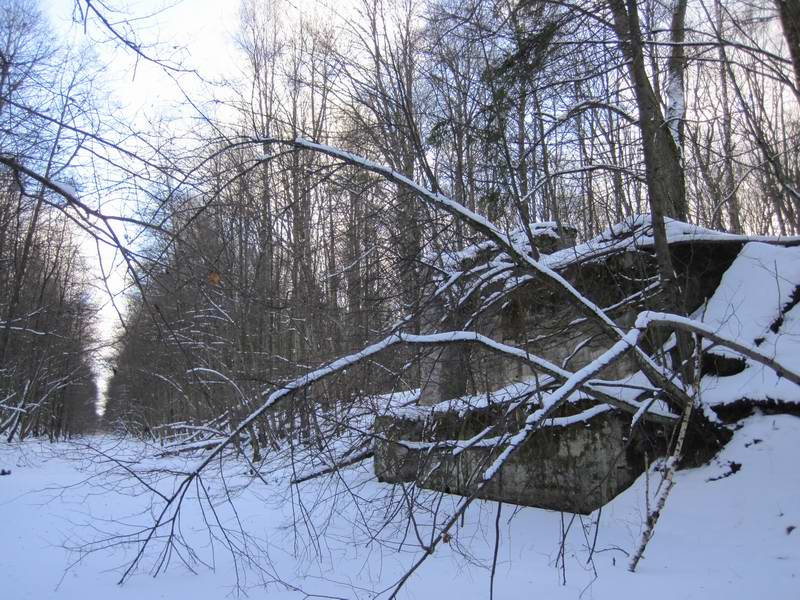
<box><xmin>0</xmin><ymin>0</ymin><xmax>799</xmax><ymax>598</ymax></box>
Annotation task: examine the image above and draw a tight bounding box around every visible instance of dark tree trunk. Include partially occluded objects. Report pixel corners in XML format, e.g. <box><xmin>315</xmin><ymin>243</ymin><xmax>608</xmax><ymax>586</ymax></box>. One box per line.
<box><xmin>774</xmin><ymin>0</ymin><xmax>800</xmax><ymax>96</ymax></box>
<box><xmin>607</xmin><ymin>0</ymin><xmax>687</xmax><ymax>225</ymax></box>
<box><xmin>607</xmin><ymin>0</ymin><xmax>696</xmax><ymax>391</ymax></box>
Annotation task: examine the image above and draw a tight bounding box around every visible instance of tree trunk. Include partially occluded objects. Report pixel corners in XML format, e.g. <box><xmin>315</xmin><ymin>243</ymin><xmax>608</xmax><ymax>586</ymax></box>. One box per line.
<box><xmin>608</xmin><ymin>0</ymin><xmax>687</xmax><ymax>223</ymax></box>
<box><xmin>774</xmin><ymin>0</ymin><xmax>800</xmax><ymax>97</ymax></box>
<box><xmin>716</xmin><ymin>0</ymin><xmax>742</xmax><ymax>233</ymax></box>
<box><xmin>607</xmin><ymin>0</ymin><xmax>695</xmax><ymax>389</ymax></box>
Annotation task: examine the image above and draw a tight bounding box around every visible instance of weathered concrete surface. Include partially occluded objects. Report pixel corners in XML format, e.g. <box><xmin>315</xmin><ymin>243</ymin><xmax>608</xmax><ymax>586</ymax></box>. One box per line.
<box><xmin>374</xmin><ymin>402</ymin><xmax>667</xmax><ymax>514</ymax></box>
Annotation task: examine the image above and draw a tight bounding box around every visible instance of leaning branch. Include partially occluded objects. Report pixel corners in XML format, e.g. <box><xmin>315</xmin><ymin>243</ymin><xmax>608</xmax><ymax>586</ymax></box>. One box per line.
<box><xmin>636</xmin><ymin>311</ymin><xmax>800</xmax><ymax>386</ymax></box>
<box><xmin>252</xmin><ymin>138</ymin><xmax>694</xmax><ymax>409</ymax></box>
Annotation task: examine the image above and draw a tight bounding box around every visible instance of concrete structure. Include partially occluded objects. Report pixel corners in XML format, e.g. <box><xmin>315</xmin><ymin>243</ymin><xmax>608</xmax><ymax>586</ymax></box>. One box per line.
<box><xmin>373</xmin><ymin>220</ymin><xmax>756</xmax><ymax>513</ymax></box>
<box><xmin>374</xmin><ymin>401</ymin><xmax>665</xmax><ymax>514</ymax></box>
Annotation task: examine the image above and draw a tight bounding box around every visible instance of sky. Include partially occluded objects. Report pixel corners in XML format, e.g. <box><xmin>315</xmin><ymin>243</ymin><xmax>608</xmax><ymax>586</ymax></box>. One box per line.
<box><xmin>45</xmin><ymin>0</ymin><xmax>241</xmax><ymax>113</ymax></box>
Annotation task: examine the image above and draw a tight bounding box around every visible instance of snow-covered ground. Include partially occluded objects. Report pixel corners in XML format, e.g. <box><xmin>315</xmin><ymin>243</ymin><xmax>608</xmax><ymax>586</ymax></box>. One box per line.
<box><xmin>1</xmin><ymin>412</ymin><xmax>797</xmax><ymax>599</ymax></box>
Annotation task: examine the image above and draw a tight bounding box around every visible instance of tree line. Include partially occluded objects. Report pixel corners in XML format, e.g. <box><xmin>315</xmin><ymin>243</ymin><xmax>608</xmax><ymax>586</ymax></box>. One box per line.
<box><xmin>0</xmin><ymin>0</ymin><xmax>99</xmax><ymax>440</ymax></box>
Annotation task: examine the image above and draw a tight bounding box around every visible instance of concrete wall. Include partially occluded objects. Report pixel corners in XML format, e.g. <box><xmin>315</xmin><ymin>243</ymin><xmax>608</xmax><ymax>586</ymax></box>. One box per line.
<box><xmin>374</xmin><ymin>403</ymin><xmax>666</xmax><ymax>514</ymax></box>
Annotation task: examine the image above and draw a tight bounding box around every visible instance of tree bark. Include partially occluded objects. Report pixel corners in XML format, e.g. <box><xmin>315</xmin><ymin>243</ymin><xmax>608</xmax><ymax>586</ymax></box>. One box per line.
<box><xmin>774</xmin><ymin>0</ymin><xmax>800</xmax><ymax>96</ymax></box>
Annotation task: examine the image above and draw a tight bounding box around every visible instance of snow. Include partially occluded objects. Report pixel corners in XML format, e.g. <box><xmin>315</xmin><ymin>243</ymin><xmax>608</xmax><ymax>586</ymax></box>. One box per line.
<box><xmin>429</xmin><ymin>220</ymin><xmax>800</xmax><ymax>416</ymax></box>
<box><xmin>388</xmin><ymin>362</ymin><xmax>677</xmax><ymax>427</ymax></box>
<box><xmin>542</xmin><ymin>215</ymin><xmax>799</xmax><ymax>272</ymax></box>
<box><xmin>1</xmin><ymin>413</ymin><xmax>798</xmax><ymax>599</ymax></box>
<box><xmin>424</xmin><ymin>215</ymin><xmax>800</xmax><ymax>404</ymax></box>
<box><xmin>435</xmin><ymin>221</ymin><xmax>570</xmax><ymax>271</ymax></box>
<box><xmin>690</xmin><ymin>242</ymin><xmax>800</xmax><ymax>407</ymax></box>
<box><xmin>383</xmin><ymin>236</ymin><xmax>800</xmax><ymax>508</ymax></box>
<box><xmin>697</xmin><ymin>242</ymin><xmax>800</xmax><ymax>351</ymax></box>
<box><xmin>635</xmin><ymin>310</ymin><xmax>800</xmax><ymax>388</ymax></box>
<box><xmin>52</xmin><ymin>180</ymin><xmax>78</xmax><ymax>199</ymax></box>
<box><xmin>595</xmin><ymin>241</ymin><xmax>800</xmax><ymax>411</ymax></box>
<box><xmin>434</xmin><ymin>215</ymin><xmax>800</xmax><ymax>287</ymax></box>
<box><xmin>392</xmin><ymin>380</ymin><xmax>551</xmax><ymax>420</ymax></box>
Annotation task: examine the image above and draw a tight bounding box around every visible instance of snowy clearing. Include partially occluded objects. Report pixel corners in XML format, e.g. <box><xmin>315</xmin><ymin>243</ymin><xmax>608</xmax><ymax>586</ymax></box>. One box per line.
<box><xmin>1</xmin><ymin>412</ymin><xmax>797</xmax><ymax>599</ymax></box>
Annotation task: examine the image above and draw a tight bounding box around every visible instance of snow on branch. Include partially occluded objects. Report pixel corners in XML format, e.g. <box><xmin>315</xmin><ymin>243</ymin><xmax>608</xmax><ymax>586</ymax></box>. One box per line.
<box><xmin>177</xmin><ymin>325</ymin><xmax>672</xmax><ymax>500</ymax></box>
<box><xmin>636</xmin><ymin>311</ymin><xmax>800</xmax><ymax>387</ymax></box>
<box><xmin>251</xmin><ymin>141</ymin><xmax>617</xmax><ymax>329</ymax></box>
<box><xmin>482</xmin><ymin>330</ymin><xmax>641</xmax><ymax>482</ymax></box>
<box><xmin>396</xmin><ymin>404</ymin><xmax>616</xmax><ymax>454</ymax></box>
<box><xmin>251</xmin><ymin>139</ymin><xmax>698</xmax><ymax>407</ymax></box>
